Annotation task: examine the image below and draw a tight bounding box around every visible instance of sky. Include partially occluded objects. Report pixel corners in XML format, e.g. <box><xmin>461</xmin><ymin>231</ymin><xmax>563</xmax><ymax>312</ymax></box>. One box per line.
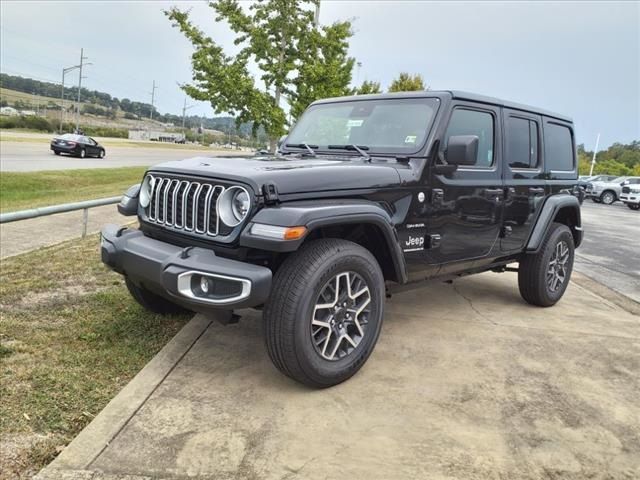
<box><xmin>1</xmin><ymin>0</ymin><xmax>638</xmax><ymax>149</ymax></box>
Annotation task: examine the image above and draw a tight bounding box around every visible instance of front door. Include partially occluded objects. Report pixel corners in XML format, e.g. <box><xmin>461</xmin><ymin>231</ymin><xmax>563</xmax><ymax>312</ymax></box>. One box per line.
<box><xmin>501</xmin><ymin>109</ymin><xmax>546</xmax><ymax>252</ymax></box>
<box><xmin>424</xmin><ymin>103</ymin><xmax>504</xmax><ymax>267</ymax></box>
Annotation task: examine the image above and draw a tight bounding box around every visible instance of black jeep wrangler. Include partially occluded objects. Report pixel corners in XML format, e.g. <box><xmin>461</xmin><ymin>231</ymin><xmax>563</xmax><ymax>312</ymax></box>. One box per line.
<box><xmin>102</xmin><ymin>91</ymin><xmax>583</xmax><ymax>388</ymax></box>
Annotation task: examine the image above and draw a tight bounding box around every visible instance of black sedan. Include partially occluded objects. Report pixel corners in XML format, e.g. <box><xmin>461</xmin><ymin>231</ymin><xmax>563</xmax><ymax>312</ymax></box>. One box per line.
<box><xmin>50</xmin><ymin>134</ymin><xmax>106</xmax><ymax>158</ymax></box>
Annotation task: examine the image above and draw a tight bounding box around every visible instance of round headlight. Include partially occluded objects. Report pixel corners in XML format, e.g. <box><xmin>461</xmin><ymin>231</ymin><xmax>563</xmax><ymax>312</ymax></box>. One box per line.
<box><xmin>139</xmin><ymin>175</ymin><xmax>153</xmax><ymax>208</ymax></box>
<box><xmin>219</xmin><ymin>186</ymin><xmax>251</xmax><ymax>227</ymax></box>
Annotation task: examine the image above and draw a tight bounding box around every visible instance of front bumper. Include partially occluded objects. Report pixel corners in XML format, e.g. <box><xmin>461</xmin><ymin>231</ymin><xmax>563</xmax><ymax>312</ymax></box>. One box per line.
<box><xmin>101</xmin><ymin>224</ymin><xmax>272</xmax><ymax>311</ymax></box>
<box><xmin>620</xmin><ymin>194</ymin><xmax>640</xmax><ymax>205</ymax></box>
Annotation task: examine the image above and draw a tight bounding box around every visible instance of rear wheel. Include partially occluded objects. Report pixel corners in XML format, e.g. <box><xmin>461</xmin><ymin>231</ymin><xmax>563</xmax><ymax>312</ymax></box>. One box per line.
<box><xmin>264</xmin><ymin>239</ymin><xmax>385</xmax><ymax>388</ymax></box>
<box><xmin>600</xmin><ymin>190</ymin><xmax>616</xmax><ymax>205</ymax></box>
<box><xmin>518</xmin><ymin>222</ymin><xmax>574</xmax><ymax>307</ymax></box>
<box><xmin>628</xmin><ymin>203</ymin><xmax>640</xmax><ymax>211</ymax></box>
<box><xmin>125</xmin><ymin>278</ymin><xmax>189</xmax><ymax>315</ymax></box>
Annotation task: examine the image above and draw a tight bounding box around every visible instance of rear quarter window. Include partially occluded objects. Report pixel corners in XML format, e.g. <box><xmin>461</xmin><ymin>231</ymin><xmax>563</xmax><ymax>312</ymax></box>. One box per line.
<box><xmin>544</xmin><ymin>122</ymin><xmax>574</xmax><ymax>171</ymax></box>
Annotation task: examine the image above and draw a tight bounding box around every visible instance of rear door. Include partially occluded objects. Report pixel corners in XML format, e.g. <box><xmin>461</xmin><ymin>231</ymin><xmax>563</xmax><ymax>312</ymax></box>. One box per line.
<box><xmin>501</xmin><ymin>109</ymin><xmax>545</xmax><ymax>252</ymax></box>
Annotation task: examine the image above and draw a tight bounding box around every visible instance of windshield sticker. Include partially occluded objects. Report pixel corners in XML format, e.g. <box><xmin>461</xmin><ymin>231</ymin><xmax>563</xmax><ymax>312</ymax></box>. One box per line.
<box><xmin>404</xmin><ymin>135</ymin><xmax>417</xmax><ymax>144</ymax></box>
<box><xmin>346</xmin><ymin>119</ymin><xmax>364</xmax><ymax>127</ymax></box>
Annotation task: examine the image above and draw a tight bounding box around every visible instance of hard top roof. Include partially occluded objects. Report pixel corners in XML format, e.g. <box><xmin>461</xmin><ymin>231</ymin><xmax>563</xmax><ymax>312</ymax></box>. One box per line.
<box><xmin>311</xmin><ymin>90</ymin><xmax>572</xmax><ymax>123</ymax></box>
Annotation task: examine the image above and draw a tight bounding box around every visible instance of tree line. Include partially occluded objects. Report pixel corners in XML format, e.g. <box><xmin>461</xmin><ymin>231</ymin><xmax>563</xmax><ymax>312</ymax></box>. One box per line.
<box><xmin>578</xmin><ymin>142</ymin><xmax>640</xmax><ymax>176</ymax></box>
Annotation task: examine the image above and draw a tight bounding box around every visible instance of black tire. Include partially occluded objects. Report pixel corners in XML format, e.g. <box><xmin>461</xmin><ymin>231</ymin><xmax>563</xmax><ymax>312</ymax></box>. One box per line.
<box><xmin>53</xmin><ymin>150</ymin><xmax>61</xmax><ymax>155</ymax></box>
<box><xmin>263</xmin><ymin>239</ymin><xmax>385</xmax><ymax>388</ymax></box>
<box><xmin>518</xmin><ymin>222</ymin><xmax>575</xmax><ymax>307</ymax></box>
<box><xmin>99</xmin><ymin>149</ymin><xmax>105</xmax><ymax>158</ymax></box>
<box><xmin>600</xmin><ymin>190</ymin><xmax>616</xmax><ymax>205</ymax></box>
<box><xmin>125</xmin><ymin>277</ymin><xmax>189</xmax><ymax>315</ymax></box>
<box><xmin>79</xmin><ymin>148</ymin><xmax>86</xmax><ymax>159</ymax></box>
<box><xmin>628</xmin><ymin>203</ymin><xmax>640</xmax><ymax>211</ymax></box>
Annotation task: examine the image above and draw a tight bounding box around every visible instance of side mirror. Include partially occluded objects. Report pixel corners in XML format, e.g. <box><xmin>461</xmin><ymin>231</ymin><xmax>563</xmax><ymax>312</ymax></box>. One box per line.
<box><xmin>445</xmin><ymin>135</ymin><xmax>479</xmax><ymax>166</ymax></box>
<box><xmin>277</xmin><ymin>135</ymin><xmax>287</xmax><ymax>150</ymax></box>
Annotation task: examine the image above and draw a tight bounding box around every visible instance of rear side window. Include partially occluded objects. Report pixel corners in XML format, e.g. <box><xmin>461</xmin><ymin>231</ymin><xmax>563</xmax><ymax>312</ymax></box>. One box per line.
<box><xmin>506</xmin><ymin>116</ymin><xmax>539</xmax><ymax>169</ymax></box>
<box><xmin>544</xmin><ymin>123</ymin><xmax>574</xmax><ymax>171</ymax></box>
<box><xmin>444</xmin><ymin>108</ymin><xmax>494</xmax><ymax>167</ymax></box>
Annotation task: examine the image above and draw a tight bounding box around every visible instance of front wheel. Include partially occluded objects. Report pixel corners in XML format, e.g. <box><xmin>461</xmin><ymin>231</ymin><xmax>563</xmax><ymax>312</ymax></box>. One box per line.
<box><xmin>99</xmin><ymin>149</ymin><xmax>105</xmax><ymax>158</ymax></box>
<box><xmin>79</xmin><ymin>148</ymin><xmax>86</xmax><ymax>159</ymax></box>
<box><xmin>53</xmin><ymin>150</ymin><xmax>61</xmax><ymax>156</ymax></box>
<box><xmin>263</xmin><ymin>239</ymin><xmax>385</xmax><ymax>388</ymax></box>
<box><xmin>518</xmin><ymin>222</ymin><xmax>575</xmax><ymax>307</ymax></box>
<box><xmin>600</xmin><ymin>191</ymin><xmax>616</xmax><ymax>205</ymax></box>
<box><xmin>628</xmin><ymin>203</ymin><xmax>640</xmax><ymax>211</ymax></box>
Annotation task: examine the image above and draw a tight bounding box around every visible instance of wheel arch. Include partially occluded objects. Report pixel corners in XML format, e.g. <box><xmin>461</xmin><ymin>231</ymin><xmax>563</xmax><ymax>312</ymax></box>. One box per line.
<box><xmin>240</xmin><ymin>200</ymin><xmax>408</xmax><ymax>284</ymax></box>
<box><xmin>526</xmin><ymin>194</ymin><xmax>583</xmax><ymax>253</ymax></box>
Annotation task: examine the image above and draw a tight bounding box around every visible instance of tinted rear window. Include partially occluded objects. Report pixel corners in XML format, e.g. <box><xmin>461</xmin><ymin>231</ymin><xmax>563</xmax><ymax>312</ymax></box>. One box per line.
<box><xmin>544</xmin><ymin>123</ymin><xmax>574</xmax><ymax>171</ymax></box>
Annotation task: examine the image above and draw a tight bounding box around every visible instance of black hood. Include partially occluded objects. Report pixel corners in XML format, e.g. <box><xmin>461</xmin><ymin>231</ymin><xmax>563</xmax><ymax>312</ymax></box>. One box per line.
<box><xmin>150</xmin><ymin>154</ymin><xmax>406</xmax><ymax>194</ymax></box>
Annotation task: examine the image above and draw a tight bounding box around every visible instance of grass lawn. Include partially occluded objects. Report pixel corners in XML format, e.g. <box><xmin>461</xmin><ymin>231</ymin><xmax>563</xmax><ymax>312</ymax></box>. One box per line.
<box><xmin>0</xmin><ymin>235</ymin><xmax>191</xmax><ymax>479</ymax></box>
<box><xmin>0</xmin><ymin>167</ymin><xmax>146</xmax><ymax>213</ymax></box>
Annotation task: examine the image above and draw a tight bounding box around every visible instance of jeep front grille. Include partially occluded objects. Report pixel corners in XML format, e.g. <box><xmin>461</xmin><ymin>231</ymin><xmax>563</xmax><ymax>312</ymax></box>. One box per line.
<box><xmin>144</xmin><ymin>175</ymin><xmax>226</xmax><ymax>236</ymax></box>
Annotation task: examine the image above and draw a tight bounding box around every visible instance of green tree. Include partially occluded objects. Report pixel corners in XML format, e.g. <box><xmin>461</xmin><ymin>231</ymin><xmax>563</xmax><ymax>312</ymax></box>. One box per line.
<box><xmin>388</xmin><ymin>72</ymin><xmax>425</xmax><ymax>92</ymax></box>
<box><xmin>166</xmin><ymin>0</ymin><xmax>355</xmax><ymax>151</ymax></box>
<box><xmin>354</xmin><ymin>80</ymin><xmax>382</xmax><ymax>95</ymax></box>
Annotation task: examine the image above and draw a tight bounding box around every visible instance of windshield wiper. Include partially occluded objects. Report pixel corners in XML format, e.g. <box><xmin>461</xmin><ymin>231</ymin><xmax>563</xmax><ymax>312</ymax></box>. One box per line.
<box><xmin>285</xmin><ymin>143</ymin><xmax>317</xmax><ymax>156</ymax></box>
<box><xmin>328</xmin><ymin>144</ymin><xmax>371</xmax><ymax>160</ymax></box>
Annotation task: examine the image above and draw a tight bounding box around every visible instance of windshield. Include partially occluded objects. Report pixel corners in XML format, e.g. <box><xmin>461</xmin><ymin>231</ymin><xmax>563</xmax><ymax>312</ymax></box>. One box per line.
<box><xmin>285</xmin><ymin>97</ymin><xmax>440</xmax><ymax>155</ymax></box>
<box><xmin>58</xmin><ymin>134</ymin><xmax>82</xmax><ymax>141</ymax></box>
<box><xmin>611</xmin><ymin>176</ymin><xmax>627</xmax><ymax>183</ymax></box>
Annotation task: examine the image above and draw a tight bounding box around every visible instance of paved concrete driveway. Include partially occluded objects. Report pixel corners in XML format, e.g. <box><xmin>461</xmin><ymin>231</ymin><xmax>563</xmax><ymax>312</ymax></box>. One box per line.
<box><xmin>576</xmin><ymin>201</ymin><xmax>640</xmax><ymax>303</ymax></box>
<box><xmin>38</xmin><ymin>273</ymin><xmax>639</xmax><ymax>480</ymax></box>
<box><xmin>0</xmin><ymin>141</ymin><xmax>244</xmax><ymax>172</ymax></box>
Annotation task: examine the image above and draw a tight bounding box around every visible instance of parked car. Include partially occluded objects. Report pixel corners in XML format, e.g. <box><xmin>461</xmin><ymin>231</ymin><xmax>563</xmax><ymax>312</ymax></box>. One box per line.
<box><xmin>102</xmin><ymin>91</ymin><xmax>583</xmax><ymax>388</ymax></box>
<box><xmin>585</xmin><ymin>176</ymin><xmax>640</xmax><ymax>204</ymax></box>
<box><xmin>620</xmin><ymin>181</ymin><xmax>640</xmax><ymax>210</ymax></box>
<box><xmin>50</xmin><ymin>133</ymin><xmax>106</xmax><ymax>158</ymax></box>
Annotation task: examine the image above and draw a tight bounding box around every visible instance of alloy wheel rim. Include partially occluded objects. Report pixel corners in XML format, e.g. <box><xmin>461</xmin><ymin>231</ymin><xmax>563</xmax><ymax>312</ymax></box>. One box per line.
<box><xmin>311</xmin><ymin>271</ymin><xmax>371</xmax><ymax>361</ymax></box>
<box><xmin>603</xmin><ymin>193</ymin><xmax>613</xmax><ymax>204</ymax></box>
<box><xmin>547</xmin><ymin>240</ymin><xmax>570</xmax><ymax>293</ymax></box>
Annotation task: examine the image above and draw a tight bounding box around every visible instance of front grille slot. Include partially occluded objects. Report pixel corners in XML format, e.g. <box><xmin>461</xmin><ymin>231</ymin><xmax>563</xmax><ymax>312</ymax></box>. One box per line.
<box><xmin>143</xmin><ymin>175</ymin><xmax>227</xmax><ymax>237</ymax></box>
<box><xmin>622</xmin><ymin>186</ymin><xmax>630</xmax><ymax>194</ymax></box>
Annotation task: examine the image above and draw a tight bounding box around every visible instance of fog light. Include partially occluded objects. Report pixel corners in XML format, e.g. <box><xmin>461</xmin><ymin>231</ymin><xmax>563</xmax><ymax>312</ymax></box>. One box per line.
<box><xmin>200</xmin><ymin>276</ymin><xmax>210</xmax><ymax>294</ymax></box>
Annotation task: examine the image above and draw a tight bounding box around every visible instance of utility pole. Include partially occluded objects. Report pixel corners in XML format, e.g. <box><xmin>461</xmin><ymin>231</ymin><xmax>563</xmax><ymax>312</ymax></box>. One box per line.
<box><xmin>314</xmin><ymin>1</ymin><xmax>320</xmax><ymax>27</ymax></box>
<box><xmin>149</xmin><ymin>80</ymin><xmax>158</xmax><ymax>121</ymax></box>
<box><xmin>589</xmin><ymin>133</ymin><xmax>601</xmax><ymax>177</ymax></box>
<box><xmin>61</xmin><ymin>64</ymin><xmax>80</xmax><ymax>131</ymax></box>
<box><xmin>76</xmin><ymin>48</ymin><xmax>90</xmax><ymax>132</ymax></box>
<box><xmin>181</xmin><ymin>96</ymin><xmax>195</xmax><ymax>138</ymax></box>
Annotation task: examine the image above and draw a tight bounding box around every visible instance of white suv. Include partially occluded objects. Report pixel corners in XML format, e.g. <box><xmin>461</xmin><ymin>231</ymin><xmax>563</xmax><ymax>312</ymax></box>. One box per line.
<box><xmin>620</xmin><ymin>179</ymin><xmax>640</xmax><ymax>210</ymax></box>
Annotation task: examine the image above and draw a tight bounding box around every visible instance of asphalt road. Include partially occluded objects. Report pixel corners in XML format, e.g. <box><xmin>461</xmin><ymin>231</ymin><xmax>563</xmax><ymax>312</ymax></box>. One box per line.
<box><xmin>575</xmin><ymin>200</ymin><xmax>640</xmax><ymax>303</ymax></box>
<box><xmin>0</xmin><ymin>141</ymin><xmax>243</xmax><ymax>172</ymax></box>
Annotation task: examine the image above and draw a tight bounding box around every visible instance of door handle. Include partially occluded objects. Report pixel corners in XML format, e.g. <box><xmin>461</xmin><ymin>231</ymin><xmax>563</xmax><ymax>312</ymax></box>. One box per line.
<box><xmin>529</xmin><ymin>187</ymin><xmax>545</xmax><ymax>195</ymax></box>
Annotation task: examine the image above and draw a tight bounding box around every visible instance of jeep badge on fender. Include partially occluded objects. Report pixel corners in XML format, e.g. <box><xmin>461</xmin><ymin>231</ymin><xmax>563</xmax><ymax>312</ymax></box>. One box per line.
<box><xmin>102</xmin><ymin>91</ymin><xmax>582</xmax><ymax>388</ymax></box>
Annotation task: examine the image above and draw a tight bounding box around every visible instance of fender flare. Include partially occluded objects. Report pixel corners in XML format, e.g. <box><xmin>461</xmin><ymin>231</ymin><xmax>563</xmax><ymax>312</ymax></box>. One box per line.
<box><xmin>526</xmin><ymin>194</ymin><xmax>583</xmax><ymax>253</ymax></box>
<box><xmin>240</xmin><ymin>199</ymin><xmax>408</xmax><ymax>283</ymax></box>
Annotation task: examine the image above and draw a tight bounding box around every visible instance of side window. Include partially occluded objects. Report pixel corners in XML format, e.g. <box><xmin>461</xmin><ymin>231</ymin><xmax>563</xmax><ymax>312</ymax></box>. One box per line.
<box><xmin>506</xmin><ymin>116</ymin><xmax>539</xmax><ymax>169</ymax></box>
<box><xmin>544</xmin><ymin>122</ymin><xmax>574</xmax><ymax>171</ymax></box>
<box><xmin>445</xmin><ymin>108</ymin><xmax>494</xmax><ymax>167</ymax></box>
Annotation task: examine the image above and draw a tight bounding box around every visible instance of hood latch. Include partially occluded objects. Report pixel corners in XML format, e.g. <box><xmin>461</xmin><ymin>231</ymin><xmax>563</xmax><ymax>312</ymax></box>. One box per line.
<box><xmin>262</xmin><ymin>182</ymin><xmax>279</xmax><ymax>205</ymax></box>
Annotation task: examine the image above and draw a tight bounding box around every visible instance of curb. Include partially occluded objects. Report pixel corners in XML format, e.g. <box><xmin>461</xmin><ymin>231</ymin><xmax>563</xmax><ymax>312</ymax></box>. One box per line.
<box><xmin>35</xmin><ymin>315</ymin><xmax>213</xmax><ymax>480</ymax></box>
<box><xmin>571</xmin><ymin>271</ymin><xmax>640</xmax><ymax>316</ymax></box>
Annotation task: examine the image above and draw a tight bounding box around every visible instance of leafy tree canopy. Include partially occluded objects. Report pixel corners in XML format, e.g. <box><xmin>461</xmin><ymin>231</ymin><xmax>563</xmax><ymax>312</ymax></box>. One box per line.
<box><xmin>165</xmin><ymin>0</ymin><xmax>355</xmax><ymax>149</ymax></box>
<box><xmin>388</xmin><ymin>72</ymin><xmax>425</xmax><ymax>92</ymax></box>
<box><xmin>354</xmin><ymin>80</ymin><xmax>382</xmax><ymax>95</ymax></box>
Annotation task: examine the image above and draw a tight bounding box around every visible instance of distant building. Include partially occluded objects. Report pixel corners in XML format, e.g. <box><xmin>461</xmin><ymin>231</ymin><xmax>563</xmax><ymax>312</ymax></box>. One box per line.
<box><xmin>128</xmin><ymin>130</ymin><xmax>185</xmax><ymax>143</ymax></box>
<box><xmin>0</xmin><ymin>106</ymin><xmax>18</xmax><ymax>116</ymax></box>
<box><xmin>19</xmin><ymin>110</ymin><xmax>36</xmax><ymax>116</ymax></box>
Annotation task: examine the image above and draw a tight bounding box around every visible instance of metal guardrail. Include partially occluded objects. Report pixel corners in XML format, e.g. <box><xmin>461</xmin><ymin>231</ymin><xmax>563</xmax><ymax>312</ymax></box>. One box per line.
<box><xmin>0</xmin><ymin>196</ymin><xmax>121</xmax><ymax>238</ymax></box>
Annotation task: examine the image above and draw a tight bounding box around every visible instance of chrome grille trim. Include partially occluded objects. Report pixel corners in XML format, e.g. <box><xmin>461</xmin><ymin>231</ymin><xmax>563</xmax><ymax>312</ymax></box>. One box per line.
<box><xmin>142</xmin><ymin>174</ymin><xmax>230</xmax><ymax>237</ymax></box>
